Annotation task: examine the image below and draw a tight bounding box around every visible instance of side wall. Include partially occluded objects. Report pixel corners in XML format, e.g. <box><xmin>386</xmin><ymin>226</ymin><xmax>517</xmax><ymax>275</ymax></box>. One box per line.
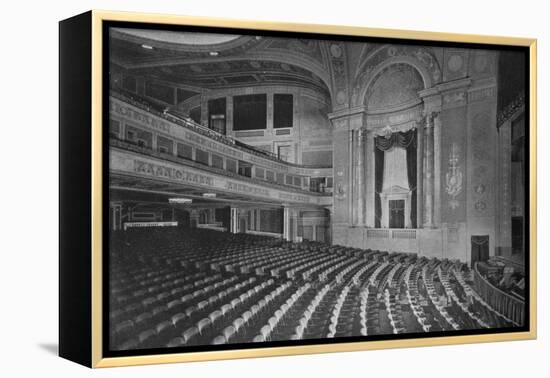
<box><xmin>59</xmin><ymin>11</ymin><xmax>93</xmax><ymax>368</ymax></box>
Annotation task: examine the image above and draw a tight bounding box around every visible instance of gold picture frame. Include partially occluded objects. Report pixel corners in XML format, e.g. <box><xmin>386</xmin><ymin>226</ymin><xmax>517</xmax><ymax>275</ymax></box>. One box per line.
<box><xmin>59</xmin><ymin>9</ymin><xmax>537</xmax><ymax>368</ymax></box>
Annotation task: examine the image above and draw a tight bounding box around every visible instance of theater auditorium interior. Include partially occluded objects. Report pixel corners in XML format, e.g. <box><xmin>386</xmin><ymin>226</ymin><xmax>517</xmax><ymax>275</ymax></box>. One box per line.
<box><xmin>107</xmin><ymin>28</ymin><xmax>527</xmax><ymax>351</ymax></box>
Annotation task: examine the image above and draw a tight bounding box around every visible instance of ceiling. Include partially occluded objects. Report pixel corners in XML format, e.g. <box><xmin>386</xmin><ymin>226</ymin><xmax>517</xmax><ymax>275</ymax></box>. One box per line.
<box><xmin>109</xmin><ymin>28</ymin><xmax>331</xmax><ymax>97</ymax></box>
<box><xmin>114</xmin><ymin>29</ymin><xmax>241</xmax><ymax>46</ymax></box>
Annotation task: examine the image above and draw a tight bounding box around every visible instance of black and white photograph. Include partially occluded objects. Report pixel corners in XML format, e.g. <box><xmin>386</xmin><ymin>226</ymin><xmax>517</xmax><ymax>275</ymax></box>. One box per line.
<box><xmin>106</xmin><ymin>24</ymin><xmax>529</xmax><ymax>354</ymax></box>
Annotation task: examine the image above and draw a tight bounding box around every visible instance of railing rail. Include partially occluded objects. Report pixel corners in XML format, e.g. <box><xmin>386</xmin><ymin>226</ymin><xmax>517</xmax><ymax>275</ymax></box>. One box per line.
<box><xmin>245</xmin><ymin>230</ymin><xmax>283</xmax><ymax>238</ymax></box>
<box><xmin>391</xmin><ymin>229</ymin><xmax>417</xmax><ymax>239</ymax></box>
<box><xmin>473</xmin><ymin>262</ymin><xmax>525</xmax><ymax>326</ymax></box>
<box><xmin>365</xmin><ymin>228</ymin><xmax>417</xmax><ymax>240</ymax></box>
<box><xmin>366</xmin><ymin>229</ymin><xmax>390</xmax><ymax>239</ymax></box>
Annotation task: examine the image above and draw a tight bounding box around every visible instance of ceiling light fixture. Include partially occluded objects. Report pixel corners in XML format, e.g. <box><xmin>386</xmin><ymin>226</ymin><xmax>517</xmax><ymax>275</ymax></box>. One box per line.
<box><xmin>209</xmin><ymin>51</ymin><xmax>219</xmax><ymax>56</ymax></box>
<box><xmin>168</xmin><ymin>198</ymin><xmax>192</xmax><ymax>204</ymax></box>
<box><xmin>141</xmin><ymin>44</ymin><xmax>154</xmax><ymax>50</ymax></box>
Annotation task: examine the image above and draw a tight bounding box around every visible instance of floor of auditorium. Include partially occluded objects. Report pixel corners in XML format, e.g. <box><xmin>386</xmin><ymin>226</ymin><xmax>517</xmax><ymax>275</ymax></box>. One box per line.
<box><xmin>109</xmin><ymin>228</ymin><xmax>514</xmax><ymax>351</ymax></box>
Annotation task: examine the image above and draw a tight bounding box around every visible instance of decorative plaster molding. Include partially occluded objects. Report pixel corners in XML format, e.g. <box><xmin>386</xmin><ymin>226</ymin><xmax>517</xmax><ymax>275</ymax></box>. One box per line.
<box><xmin>435</xmin><ymin>77</ymin><xmax>472</xmax><ymax>93</ymax></box>
<box><xmin>328</xmin><ymin>106</ymin><xmax>367</xmax><ymax>118</ymax></box>
<box><xmin>497</xmin><ymin>93</ymin><xmax>525</xmax><ymax>127</ymax></box>
<box><xmin>445</xmin><ymin>143</ymin><xmax>463</xmax><ymax>210</ymax></box>
<box><xmin>468</xmin><ymin>85</ymin><xmax>497</xmax><ymax>103</ymax></box>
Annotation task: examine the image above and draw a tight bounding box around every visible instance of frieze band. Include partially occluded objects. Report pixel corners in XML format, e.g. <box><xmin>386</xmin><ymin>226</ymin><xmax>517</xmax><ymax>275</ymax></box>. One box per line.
<box><xmin>134</xmin><ymin>159</ymin><xmax>215</xmax><ymax>187</ymax></box>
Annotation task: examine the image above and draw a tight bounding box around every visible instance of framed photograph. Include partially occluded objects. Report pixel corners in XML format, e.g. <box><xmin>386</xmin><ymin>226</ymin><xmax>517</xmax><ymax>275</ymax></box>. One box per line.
<box><xmin>59</xmin><ymin>10</ymin><xmax>537</xmax><ymax>368</ymax></box>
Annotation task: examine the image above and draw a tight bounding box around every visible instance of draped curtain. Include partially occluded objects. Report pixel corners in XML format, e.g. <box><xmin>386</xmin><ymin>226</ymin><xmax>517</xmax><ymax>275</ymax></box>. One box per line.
<box><xmin>374</xmin><ymin>129</ymin><xmax>417</xmax><ymax>228</ymax></box>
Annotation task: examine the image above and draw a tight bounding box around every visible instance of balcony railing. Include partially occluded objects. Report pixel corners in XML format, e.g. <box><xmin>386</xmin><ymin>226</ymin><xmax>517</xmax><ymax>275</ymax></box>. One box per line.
<box><xmin>473</xmin><ymin>262</ymin><xmax>525</xmax><ymax>326</ymax></box>
<box><xmin>110</xmin><ymin>138</ymin><xmax>331</xmax><ymax>197</ymax></box>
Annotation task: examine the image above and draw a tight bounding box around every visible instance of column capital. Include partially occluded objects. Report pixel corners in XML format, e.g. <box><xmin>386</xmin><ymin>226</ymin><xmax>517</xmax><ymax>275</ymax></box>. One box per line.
<box><xmin>421</xmin><ymin>110</ymin><xmax>441</xmax><ymax>125</ymax></box>
<box><xmin>357</xmin><ymin>127</ymin><xmax>370</xmax><ymax>140</ymax></box>
<box><xmin>415</xmin><ymin>115</ymin><xmax>427</xmax><ymax>129</ymax></box>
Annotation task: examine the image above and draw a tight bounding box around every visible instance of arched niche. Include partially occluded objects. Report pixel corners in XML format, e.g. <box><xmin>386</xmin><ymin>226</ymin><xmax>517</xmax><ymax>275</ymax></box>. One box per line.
<box><xmin>364</xmin><ymin>63</ymin><xmax>425</xmax><ymax>229</ymax></box>
<box><xmin>365</xmin><ymin>63</ymin><xmax>425</xmax><ymax>111</ymax></box>
<box><xmin>355</xmin><ymin>49</ymin><xmax>437</xmax><ymax>107</ymax></box>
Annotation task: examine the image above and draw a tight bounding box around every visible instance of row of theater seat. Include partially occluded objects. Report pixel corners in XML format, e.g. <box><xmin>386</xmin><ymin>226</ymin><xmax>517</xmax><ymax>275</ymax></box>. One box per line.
<box><xmin>109</xmin><ymin>228</ymin><xmax>517</xmax><ymax>350</ymax></box>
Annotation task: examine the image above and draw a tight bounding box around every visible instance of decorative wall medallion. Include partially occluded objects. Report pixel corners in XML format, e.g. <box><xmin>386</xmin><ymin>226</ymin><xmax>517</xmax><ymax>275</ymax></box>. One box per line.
<box><xmin>330</xmin><ymin>43</ymin><xmax>342</xmax><ymax>58</ymax></box>
<box><xmin>447</xmin><ymin>54</ymin><xmax>464</xmax><ymax>72</ymax></box>
<box><xmin>336</xmin><ymin>90</ymin><xmax>347</xmax><ymax>105</ymax></box>
<box><xmin>335</xmin><ymin>183</ymin><xmax>347</xmax><ymax>200</ymax></box>
<box><xmin>474</xmin><ymin>184</ymin><xmax>486</xmax><ymax>195</ymax></box>
<box><xmin>475</xmin><ymin>201</ymin><xmax>487</xmax><ymax>212</ymax></box>
<box><xmin>474</xmin><ymin>53</ymin><xmax>489</xmax><ymax>73</ymax></box>
<box><xmin>446</xmin><ymin>143</ymin><xmax>463</xmax><ymax>210</ymax></box>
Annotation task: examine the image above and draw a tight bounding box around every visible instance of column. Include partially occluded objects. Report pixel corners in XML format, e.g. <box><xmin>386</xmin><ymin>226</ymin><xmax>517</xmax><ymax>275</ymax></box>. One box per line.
<box><xmin>226</xmin><ymin>95</ymin><xmax>233</xmax><ymax>135</ymax></box>
<box><xmin>283</xmin><ymin>206</ymin><xmax>290</xmax><ymax>241</ymax></box>
<box><xmin>325</xmin><ymin>207</ymin><xmax>333</xmax><ymax>243</ymax></box>
<box><xmin>230</xmin><ymin>207</ymin><xmax>239</xmax><ymax>234</ymax></box>
<box><xmin>423</xmin><ymin>113</ymin><xmax>435</xmax><ymax>228</ymax></box>
<box><xmin>255</xmin><ymin>209</ymin><xmax>261</xmax><ymax>231</ymax></box>
<box><xmin>416</xmin><ymin>117</ymin><xmax>424</xmax><ymax>228</ymax></box>
<box><xmin>365</xmin><ymin>130</ymin><xmax>376</xmax><ymax>228</ymax></box>
<box><xmin>110</xmin><ymin>202</ymin><xmax>121</xmax><ymax>231</ymax></box>
<box><xmin>115</xmin><ymin>205</ymin><xmax>122</xmax><ymax>231</ymax></box>
<box><xmin>282</xmin><ymin>206</ymin><xmax>300</xmax><ymax>242</ymax></box>
<box><xmin>200</xmin><ymin>95</ymin><xmax>208</xmax><ymax>127</ymax></box>
<box><xmin>152</xmin><ymin>134</ymin><xmax>157</xmax><ymax>151</ymax></box>
<box><xmin>497</xmin><ymin>121</ymin><xmax>512</xmax><ymax>257</ymax></box>
<box><xmin>356</xmin><ymin>128</ymin><xmax>366</xmax><ymax>226</ymax></box>
<box><xmin>290</xmin><ymin>210</ymin><xmax>299</xmax><ymax>242</ymax></box>
<box><xmin>433</xmin><ymin>112</ymin><xmax>441</xmax><ymax>227</ymax></box>
<box><xmin>267</xmin><ymin>93</ymin><xmax>274</xmax><ymax>131</ymax></box>
<box><xmin>349</xmin><ymin>129</ymin><xmax>355</xmax><ymax>225</ymax></box>
<box><xmin>190</xmin><ymin>209</ymin><xmax>200</xmax><ymax>229</ymax></box>
<box><xmin>208</xmin><ymin>208</ymin><xmax>215</xmax><ymax>224</ymax></box>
